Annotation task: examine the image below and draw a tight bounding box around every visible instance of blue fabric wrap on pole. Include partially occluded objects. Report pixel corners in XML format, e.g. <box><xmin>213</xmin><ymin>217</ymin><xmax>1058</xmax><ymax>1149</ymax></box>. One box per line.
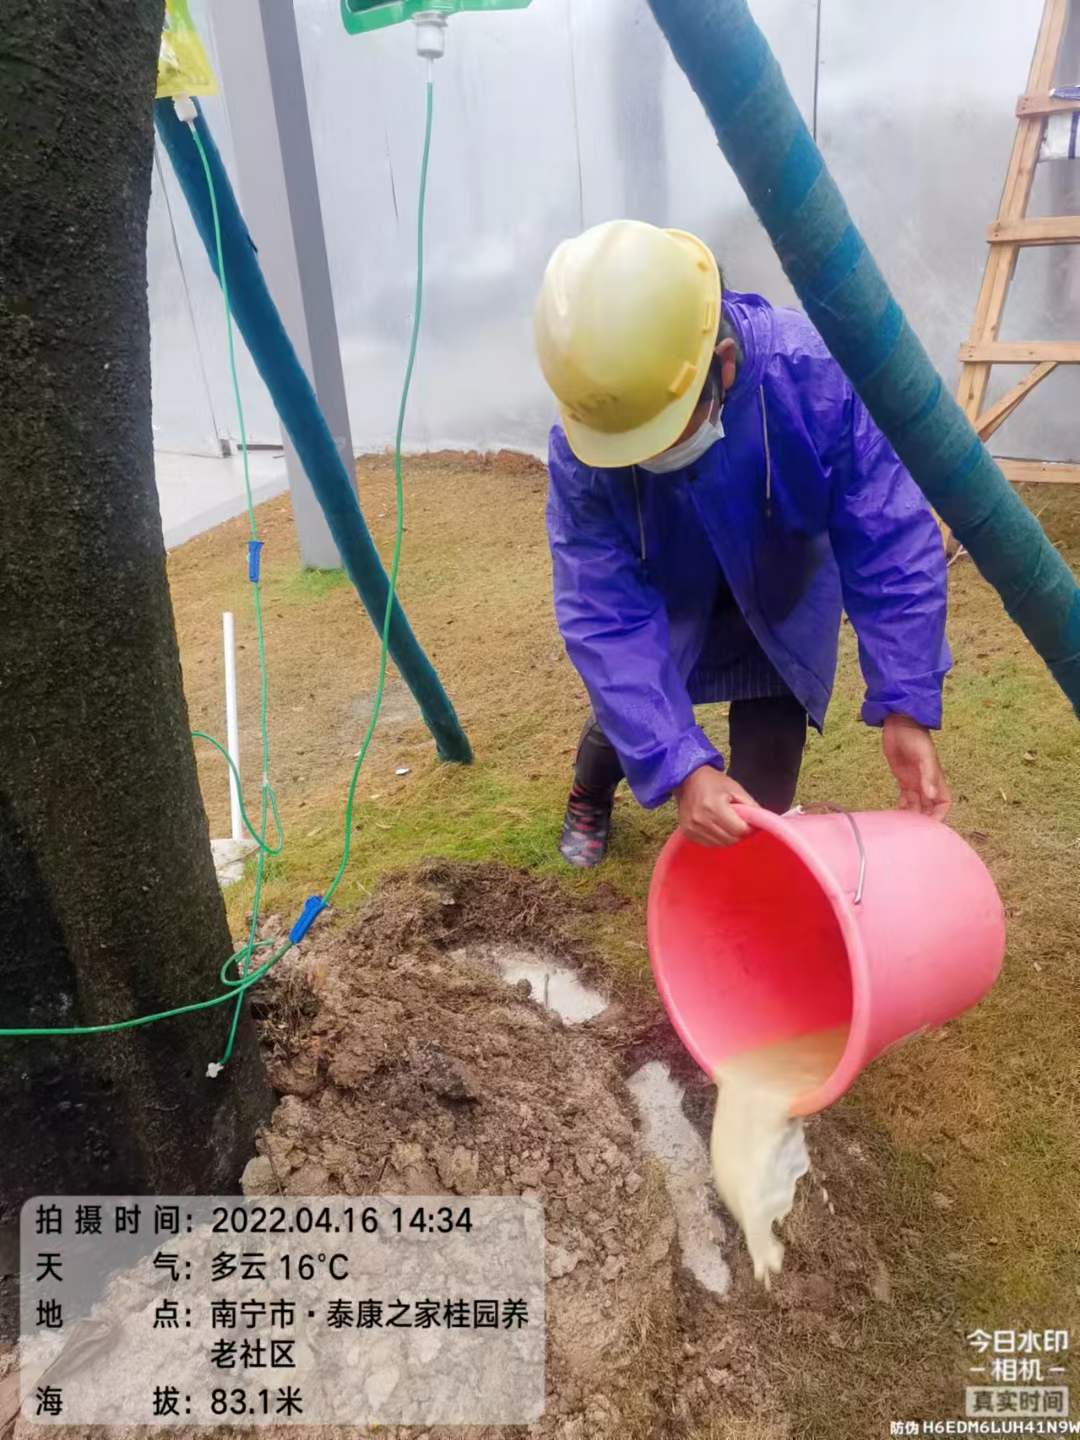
<box><xmin>155</xmin><ymin>99</ymin><xmax>472</xmax><ymax>762</ymax></box>
<box><xmin>647</xmin><ymin>0</ymin><xmax>1080</xmax><ymax>714</ymax></box>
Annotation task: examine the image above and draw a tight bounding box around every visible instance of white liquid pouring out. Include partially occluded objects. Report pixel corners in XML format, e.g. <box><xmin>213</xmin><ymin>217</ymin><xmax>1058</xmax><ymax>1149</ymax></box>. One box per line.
<box><xmin>710</xmin><ymin>1026</ymin><xmax>848</xmax><ymax>1284</ymax></box>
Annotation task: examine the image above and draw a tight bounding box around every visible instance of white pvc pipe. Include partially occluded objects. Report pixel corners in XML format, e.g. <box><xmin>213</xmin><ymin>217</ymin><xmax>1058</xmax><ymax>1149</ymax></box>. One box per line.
<box><xmin>222</xmin><ymin>611</ymin><xmax>243</xmax><ymax>844</ymax></box>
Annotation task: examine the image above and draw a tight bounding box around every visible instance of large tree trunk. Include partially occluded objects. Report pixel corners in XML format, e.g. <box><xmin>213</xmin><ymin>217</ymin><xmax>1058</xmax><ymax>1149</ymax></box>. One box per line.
<box><xmin>0</xmin><ymin>0</ymin><xmax>272</xmax><ymax>1339</ymax></box>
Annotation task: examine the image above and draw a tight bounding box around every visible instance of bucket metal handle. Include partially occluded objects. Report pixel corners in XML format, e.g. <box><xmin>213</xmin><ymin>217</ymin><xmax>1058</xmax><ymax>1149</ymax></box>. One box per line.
<box><xmin>787</xmin><ymin>803</ymin><xmax>866</xmax><ymax>905</ymax></box>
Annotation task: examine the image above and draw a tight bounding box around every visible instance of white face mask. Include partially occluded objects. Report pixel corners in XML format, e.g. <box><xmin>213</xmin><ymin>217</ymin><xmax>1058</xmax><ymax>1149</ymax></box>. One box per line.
<box><xmin>638</xmin><ymin>382</ymin><xmax>725</xmax><ymax>474</ymax></box>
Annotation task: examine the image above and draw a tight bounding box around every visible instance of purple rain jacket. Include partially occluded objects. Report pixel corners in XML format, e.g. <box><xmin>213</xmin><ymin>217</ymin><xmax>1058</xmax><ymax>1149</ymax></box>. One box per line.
<box><xmin>545</xmin><ymin>289</ymin><xmax>951</xmax><ymax>810</ymax></box>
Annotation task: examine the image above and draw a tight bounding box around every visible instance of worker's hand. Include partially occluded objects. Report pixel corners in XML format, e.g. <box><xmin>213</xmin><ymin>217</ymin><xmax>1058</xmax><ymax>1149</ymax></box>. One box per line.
<box><xmin>882</xmin><ymin>714</ymin><xmax>952</xmax><ymax>819</ymax></box>
<box><xmin>675</xmin><ymin>766</ymin><xmax>756</xmax><ymax>846</ymax></box>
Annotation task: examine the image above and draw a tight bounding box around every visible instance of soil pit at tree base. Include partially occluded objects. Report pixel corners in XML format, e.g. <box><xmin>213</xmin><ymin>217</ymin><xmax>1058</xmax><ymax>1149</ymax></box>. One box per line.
<box><xmin>2</xmin><ymin>863</ymin><xmax>918</xmax><ymax>1440</ymax></box>
<box><xmin>233</xmin><ymin>862</ymin><xmax>893</xmax><ymax>1440</ymax></box>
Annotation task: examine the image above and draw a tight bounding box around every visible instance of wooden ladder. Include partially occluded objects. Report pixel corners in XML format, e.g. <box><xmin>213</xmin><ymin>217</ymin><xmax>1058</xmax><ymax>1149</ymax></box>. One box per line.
<box><xmin>956</xmin><ymin>0</ymin><xmax>1080</xmax><ymax>483</ymax></box>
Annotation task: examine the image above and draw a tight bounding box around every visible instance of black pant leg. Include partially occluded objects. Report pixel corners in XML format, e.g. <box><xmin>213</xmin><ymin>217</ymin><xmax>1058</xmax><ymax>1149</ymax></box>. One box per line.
<box><xmin>727</xmin><ymin>695</ymin><xmax>807</xmax><ymax>814</ymax></box>
<box><xmin>572</xmin><ymin>717</ymin><xmax>625</xmax><ymax>800</ymax></box>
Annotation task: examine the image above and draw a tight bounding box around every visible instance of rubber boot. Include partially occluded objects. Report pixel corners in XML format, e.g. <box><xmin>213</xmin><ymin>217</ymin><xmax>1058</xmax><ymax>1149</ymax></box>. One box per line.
<box><xmin>558</xmin><ymin>720</ymin><xmax>624</xmax><ymax>869</ymax></box>
<box><xmin>559</xmin><ymin>783</ymin><xmax>616</xmax><ymax>869</ymax></box>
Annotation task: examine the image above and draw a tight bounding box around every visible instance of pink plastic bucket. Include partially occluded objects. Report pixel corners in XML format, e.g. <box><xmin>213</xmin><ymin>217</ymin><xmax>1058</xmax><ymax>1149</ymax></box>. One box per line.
<box><xmin>647</xmin><ymin>806</ymin><xmax>1006</xmax><ymax>1115</ymax></box>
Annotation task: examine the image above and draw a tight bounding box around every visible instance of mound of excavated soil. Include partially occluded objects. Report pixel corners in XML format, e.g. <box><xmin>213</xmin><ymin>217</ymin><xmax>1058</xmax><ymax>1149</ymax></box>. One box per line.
<box><xmin>237</xmin><ymin>863</ymin><xmax>890</xmax><ymax>1439</ymax></box>
<box><xmin>247</xmin><ymin>891</ymin><xmax>682</xmax><ymax>1437</ymax></box>
<box><xmin>11</xmin><ymin>864</ymin><xmax>899</xmax><ymax>1440</ymax></box>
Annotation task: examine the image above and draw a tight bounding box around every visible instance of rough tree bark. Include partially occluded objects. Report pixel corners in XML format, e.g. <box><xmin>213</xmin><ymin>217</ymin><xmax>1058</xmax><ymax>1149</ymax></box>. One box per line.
<box><xmin>0</xmin><ymin>0</ymin><xmax>271</xmax><ymax>1339</ymax></box>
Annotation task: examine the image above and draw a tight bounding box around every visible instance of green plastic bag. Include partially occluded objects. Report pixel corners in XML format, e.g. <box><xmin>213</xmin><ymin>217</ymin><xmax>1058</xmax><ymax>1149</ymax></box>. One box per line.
<box><xmin>157</xmin><ymin>0</ymin><xmax>216</xmax><ymax>99</ymax></box>
<box><xmin>341</xmin><ymin>0</ymin><xmax>532</xmax><ymax>37</ymax></box>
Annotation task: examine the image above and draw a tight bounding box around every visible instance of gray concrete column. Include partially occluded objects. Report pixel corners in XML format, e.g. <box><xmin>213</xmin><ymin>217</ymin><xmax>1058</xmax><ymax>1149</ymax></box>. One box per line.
<box><xmin>209</xmin><ymin>0</ymin><xmax>352</xmax><ymax>569</ymax></box>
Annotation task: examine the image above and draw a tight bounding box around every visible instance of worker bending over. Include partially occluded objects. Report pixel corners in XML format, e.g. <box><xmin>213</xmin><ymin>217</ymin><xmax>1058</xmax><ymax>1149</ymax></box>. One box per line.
<box><xmin>534</xmin><ymin>220</ymin><xmax>951</xmax><ymax>869</ymax></box>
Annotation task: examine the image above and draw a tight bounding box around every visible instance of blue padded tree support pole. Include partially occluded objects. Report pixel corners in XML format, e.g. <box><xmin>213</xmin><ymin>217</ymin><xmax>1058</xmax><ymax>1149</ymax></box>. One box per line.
<box><xmin>648</xmin><ymin>0</ymin><xmax>1080</xmax><ymax>714</ymax></box>
<box><xmin>155</xmin><ymin>99</ymin><xmax>472</xmax><ymax>762</ymax></box>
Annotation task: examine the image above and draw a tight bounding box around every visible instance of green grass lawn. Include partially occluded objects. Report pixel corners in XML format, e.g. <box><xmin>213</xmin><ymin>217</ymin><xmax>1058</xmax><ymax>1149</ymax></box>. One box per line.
<box><xmin>170</xmin><ymin>454</ymin><xmax>1080</xmax><ymax>1435</ymax></box>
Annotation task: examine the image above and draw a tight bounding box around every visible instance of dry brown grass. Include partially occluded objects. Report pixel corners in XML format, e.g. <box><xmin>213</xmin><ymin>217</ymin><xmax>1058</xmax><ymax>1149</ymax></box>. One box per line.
<box><xmin>168</xmin><ymin>454</ymin><xmax>1080</xmax><ymax>1437</ymax></box>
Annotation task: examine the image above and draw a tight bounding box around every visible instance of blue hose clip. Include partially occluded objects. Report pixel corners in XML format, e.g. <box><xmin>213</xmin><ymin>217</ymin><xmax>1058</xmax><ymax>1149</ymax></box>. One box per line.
<box><xmin>247</xmin><ymin>540</ymin><xmax>264</xmax><ymax>583</ymax></box>
<box><xmin>289</xmin><ymin>894</ymin><xmax>327</xmax><ymax>944</ymax></box>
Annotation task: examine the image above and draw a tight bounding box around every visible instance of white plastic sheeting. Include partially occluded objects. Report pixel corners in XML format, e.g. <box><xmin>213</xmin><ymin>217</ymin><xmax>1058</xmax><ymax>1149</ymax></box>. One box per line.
<box><xmin>150</xmin><ymin>0</ymin><xmax>1075</xmax><ymax>463</ymax></box>
<box><xmin>148</xmin><ymin>3</ymin><xmax>280</xmax><ymax>452</ymax></box>
<box><xmin>818</xmin><ymin>0</ymin><xmax>1079</xmax><ymax>463</ymax></box>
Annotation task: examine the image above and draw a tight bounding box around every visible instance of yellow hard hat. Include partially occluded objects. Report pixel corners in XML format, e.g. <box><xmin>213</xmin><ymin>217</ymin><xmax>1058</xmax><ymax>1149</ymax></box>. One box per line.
<box><xmin>534</xmin><ymin>219</ymin><xmax>721</xmax><ymax>468</ymax></box>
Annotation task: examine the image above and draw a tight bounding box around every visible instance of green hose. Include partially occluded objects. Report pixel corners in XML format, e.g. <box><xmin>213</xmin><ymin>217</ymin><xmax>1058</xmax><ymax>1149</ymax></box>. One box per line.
<box><xmin>0</xmin><ymin>79</ymin><xmax>436</xmax><ymax>1053</ymax></box>
<box><xmin>192</xmin><ymin>119</ymin><xmax>279</xmax><ymax>1066</ymax></box>
<box><xmin>325</xmin><ymin>76</ymin><xmax>433</xmax><ymax>906</ymax></box>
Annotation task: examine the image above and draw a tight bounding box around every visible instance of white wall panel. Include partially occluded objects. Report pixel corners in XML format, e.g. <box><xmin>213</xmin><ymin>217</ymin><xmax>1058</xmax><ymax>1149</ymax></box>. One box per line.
<box><xmin>148</xmin><ymin>0</ymin><xmax>1080</xmax><ymax>468</ymax></box>
<box><xmin>816</xmin><ymin>0</ymin><xmax>1079</xmax><ymax>461</ymax></box>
